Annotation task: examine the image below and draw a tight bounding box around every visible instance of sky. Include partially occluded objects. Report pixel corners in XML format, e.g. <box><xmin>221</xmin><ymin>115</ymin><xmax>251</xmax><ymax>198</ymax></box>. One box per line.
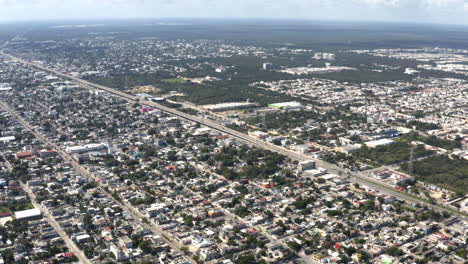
<box><xmin>0</xmin><ymin>0</ymin><xmax>468</xmax><ymax>24</ymax></box>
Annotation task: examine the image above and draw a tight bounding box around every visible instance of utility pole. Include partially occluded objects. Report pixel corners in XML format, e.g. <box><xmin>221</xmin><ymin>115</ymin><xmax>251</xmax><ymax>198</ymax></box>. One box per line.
<box><xmin>409</xmin><ymin>141</ymin><xmax>415</xmax><ymax>175</ymax></box>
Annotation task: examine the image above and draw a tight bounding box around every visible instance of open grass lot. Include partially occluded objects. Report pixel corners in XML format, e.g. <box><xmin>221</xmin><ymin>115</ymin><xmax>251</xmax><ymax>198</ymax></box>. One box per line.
<box><xmin>0</xmin><ymin>207</ymin><xmax>10</xmax><ymax>213</ymax></box>
<box><xmin>401</xmin><ymin>155</ymin><xmax>468</xmax><ymax>194</ymax></box>
<box><xmin>0</xmin><ymin>202</ymin><xmax>34</xmax><ymax>213</ymax></box>
<box><xmin>162</xmin><ymin>78</ymin><xmax>187</xmax><ymax>84</ymax></box>
<box><xmin>351</xmin><ymin>141</ymin><xmax>435</xmax><ymax>166</ymax></box>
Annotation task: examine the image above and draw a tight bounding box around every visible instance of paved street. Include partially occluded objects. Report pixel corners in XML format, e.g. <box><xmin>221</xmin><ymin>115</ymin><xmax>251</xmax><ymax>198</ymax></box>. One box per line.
<box><xmin>1</xmin><ymin>152</ymin><xmax>91</xmax><ymax>264</ymax></box>
<box><xmin>0</xmin><ymin>52</ymin><xmax>465</xmax><ymax>221</ymax></box>
<box><xmin>0</xmin><ymin>102</ymin><xmax>196</xmax><ymax>264</ymax></box>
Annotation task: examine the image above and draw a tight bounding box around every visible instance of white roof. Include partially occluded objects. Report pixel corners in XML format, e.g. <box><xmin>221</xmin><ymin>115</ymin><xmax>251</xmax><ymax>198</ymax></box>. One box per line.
<box><xmin>321</xmin><ymin>174</ymin><xmax>337</xmax><ymax>180</ymax></box>
<box><xmin>270</xmin><ymin>101</ymin><xmax>303</xmax><ymax>108</ymax></box>
<box><xmin>66</xmin><ymin>143</ymin><xmax>106</xmax><ymax>151</ymax></box>
<box><xmin>0</xmin><ymin>136</ymin><xmax>15</xmax><ymax>142</ymax></box>
<box><xmin>76</xmin><ymin>234</ymin><xmax>91</xmax><ymax>240</ymax></box>
<box><xmin>365</xmin><ymin>138</ymin><xmax>395</xmax><ymax>147</ymax></box>
<box><xmin>14</xmin><ymin>208</ymin><xmax>41</xmax><ymax>219</ymax></box>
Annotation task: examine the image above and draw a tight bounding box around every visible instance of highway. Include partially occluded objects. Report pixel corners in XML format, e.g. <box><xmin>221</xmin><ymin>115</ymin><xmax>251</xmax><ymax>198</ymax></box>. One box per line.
<box><xmin>1</xmin><ymin>51</ymin><xmax>466</xmax><ymax>222</ymax></box>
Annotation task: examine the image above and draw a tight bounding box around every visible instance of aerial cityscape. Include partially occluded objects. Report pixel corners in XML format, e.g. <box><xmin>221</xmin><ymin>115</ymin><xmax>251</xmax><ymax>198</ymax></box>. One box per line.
<box><xmin>0</xmin><ymin>1</ymin><xmax>466</xmax><ymax>264</ymax></box>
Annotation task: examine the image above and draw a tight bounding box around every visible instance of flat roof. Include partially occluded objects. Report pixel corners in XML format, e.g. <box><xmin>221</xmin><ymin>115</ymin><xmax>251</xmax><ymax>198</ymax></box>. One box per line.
<box><xmin>14</xmin><ymin>208</ymin><xmax>41</xmax><ymax>219</ymax></box>
<box><xmin>269</xmin><ymin>101</ymin><xmax>303</xmax><ymax>108</ymax></box>
<box><xmin>0</xmin><ymin>136</ymin><xmax>15</xmax><ymax>142</ymax></box>
<box><xmin>202</xmin><ymin>102</ymin><xmax>257</xmax><ymax>110</ymax></box>
<box><xmin>365</xmin><ymin>138</ymin><xmax>395</xmax><ymax>145</ymax></box>
<box><xmin>76</xmin><ymin>234</ymin><xmax>91</xmax><ymax>239</ymax></box>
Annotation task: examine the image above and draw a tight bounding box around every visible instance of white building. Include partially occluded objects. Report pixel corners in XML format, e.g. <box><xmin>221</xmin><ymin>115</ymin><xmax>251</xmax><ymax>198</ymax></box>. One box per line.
<box><xmin>364</xmin><ymin>139</ymin><xmax>395</xmax><ymax>148</ymax></box>
<box><xmin>268</xmin><ymin>101</ymin><xmax>304</xmax><ymax>110</ymax></box>
<box><xmin>202</xmin><ymin>102</ymin><xmax>257</xmax><ymax>112</ymax></box>
<box><xmin>75</xmin><ymin>234</ymin><xmax>92</xmax><ymax>243</ymax></box>
<box><xmin>110</xmin><ymin>244</ymin><xmax>127</xmax><ymax>261</ymax></box>
<box><xmin>66</xmin><ymin>143</ymin><xmax>107</xmax><ymax>154</ymax></box>
<box><xmin>263</xmin><ymin>63</ymin><xmax>273</xmax><ymax>70</ymax></box>
<box><xmin>14</xmin><ymin>208</ymin><xmax>42</xmax><ymax>221</ymax></box>
<box><xmin>0</xmin><ymin>136</ymin><xmax>16</xmax><ymax>143</ymax></box>
<box><xmin>298</xmin><ymin>160</ymin><xmax>316</xmax><ymax>171</ymax></box>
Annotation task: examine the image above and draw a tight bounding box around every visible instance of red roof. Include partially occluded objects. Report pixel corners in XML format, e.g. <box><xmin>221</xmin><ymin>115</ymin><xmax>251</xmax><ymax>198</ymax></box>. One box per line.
<box><xmin>63</xmin><ymin>252</ymin><xmax>75</xmax><ymax>257</ymax></box>
<box><xmin>0</xmin><ymin>212</ymin><xmax>12</xmax><ymax>217</ymax></box>
<box><xmin>247</xmin><ymin>228</ymin><xmax>259</xmax><ymax>234</ymax></box>
<box><xmin>16</xmin><ymin>151</ymin><xmax>34</xmax><ymax>159</ymax></box>
<box><xmin>435</xmin><ymin>232</ymin><xmax>449</xmax><ymax>239</ymax></box>
<box><xmin>40</xmin><ymin>149</ymin><xmax>56</xmax><ymax>153</ymax></box>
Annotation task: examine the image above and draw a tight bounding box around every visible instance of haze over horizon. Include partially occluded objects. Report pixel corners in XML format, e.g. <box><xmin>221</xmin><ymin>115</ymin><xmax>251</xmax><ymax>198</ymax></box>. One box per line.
<box><xmin>1</xmin><ymin>0</ymin><xmax>468</xmax><ymax>25</ymax></box>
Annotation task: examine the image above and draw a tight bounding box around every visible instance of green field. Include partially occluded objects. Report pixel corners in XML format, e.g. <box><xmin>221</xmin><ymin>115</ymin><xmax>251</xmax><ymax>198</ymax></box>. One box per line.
<box><xmin>400</xmin><ymin>155</ymin><xmax>468</xmax><ymax>194</ymax></box>
<box><xmin>352</xmin><ymin>142</ymin><xmax>435</xmax><ymax>166</ymax></box>
<box><xmin>0</xmin><ymin>207</ymin><xmax>10</xmax><ymax>213</ymax></box>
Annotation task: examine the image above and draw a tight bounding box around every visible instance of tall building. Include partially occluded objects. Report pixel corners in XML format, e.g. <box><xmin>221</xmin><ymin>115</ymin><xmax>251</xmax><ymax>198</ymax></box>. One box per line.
<box><xmin>263</xmin><ymin>63</ymin><xmax>273</xmax><ymax>70</ymax></box>
<box><xmin>107</xmin><ymin>140</ymin><xmax>114</xmax><ymax>155</ymax></box>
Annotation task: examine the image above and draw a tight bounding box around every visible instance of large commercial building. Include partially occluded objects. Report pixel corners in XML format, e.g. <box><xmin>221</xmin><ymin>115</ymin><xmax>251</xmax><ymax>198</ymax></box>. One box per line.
<box><xmin>15</xmin><ymin>208</ymin><xmax>42</xmax><ymax>221</ymax></box>
<box><xmin>201</xmin><ymin>102</ymin><xmax>257</xmax><ymax>112</ymax></box>
<box><xmin>263</xmin><ymin>63</ymin><xmax>273</xmax><ymax>70</ymax></box>
<box><xmin>364</xmin><ymin>139</ymin><xmax>395</xmax><ymax>148</ymax></box>
<box><xmin>268</xmin><ymin>101</ymin><xmax>304</xmax><ymax>110</ymax></box>
<box><xmin>0</xmin><ymin>136</ymin><xmax>16</xmax><ymax>143</ymax></box>
<box><xmin>0</xmin><ymin>83</ymin><xmax>12</xmax><ymax>91</ymax></box>
<box><xmin>65</xmin><ymin>143</ymin><xmax>107</xmax><ymax>154</ymax></box>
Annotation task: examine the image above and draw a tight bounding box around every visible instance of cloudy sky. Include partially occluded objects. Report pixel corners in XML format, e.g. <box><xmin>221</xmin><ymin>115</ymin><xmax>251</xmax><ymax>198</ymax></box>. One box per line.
<box><xmin>0</xmin><ymin>0</ymin><xmax>468</xmax><ymax>24</ymax></box>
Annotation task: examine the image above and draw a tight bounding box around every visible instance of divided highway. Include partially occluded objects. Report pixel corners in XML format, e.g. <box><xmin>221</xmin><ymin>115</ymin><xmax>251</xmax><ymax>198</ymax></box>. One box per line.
<box><xmin>1</xmin><ymin>52</ymin><xmax>466</xmax><ymax>221</ymax></box>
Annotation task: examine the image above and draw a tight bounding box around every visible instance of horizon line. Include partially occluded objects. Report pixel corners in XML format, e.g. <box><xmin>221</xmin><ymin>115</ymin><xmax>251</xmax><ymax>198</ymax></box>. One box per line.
<box><xmin>0</xmin><ymin>17</ymin><xmax>468</xmax><ymax>27</ymax></box>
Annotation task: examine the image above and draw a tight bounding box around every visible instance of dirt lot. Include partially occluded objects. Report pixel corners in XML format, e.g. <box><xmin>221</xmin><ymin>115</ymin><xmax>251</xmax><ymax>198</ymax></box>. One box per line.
<box><xmin>127</xmin><ymin>85</ymin><xmax>161</xmax><ymax>94</ymax></box>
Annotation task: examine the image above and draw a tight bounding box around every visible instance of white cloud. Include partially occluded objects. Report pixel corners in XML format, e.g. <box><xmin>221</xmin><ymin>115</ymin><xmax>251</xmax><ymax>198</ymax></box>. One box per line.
<box><xmin>422</xmin><ymin>0</ymin><xmax>467</xmax><ymax>8</ymax></box>
<box><xmin>355</xmin><ymin>0</ymin><xmax>401</xmax><ymax>7</ymax></box>
<box><xmin>0</xmin><ymin>0</ymin><xmax>468</xmax><ymax>23</ymax></box>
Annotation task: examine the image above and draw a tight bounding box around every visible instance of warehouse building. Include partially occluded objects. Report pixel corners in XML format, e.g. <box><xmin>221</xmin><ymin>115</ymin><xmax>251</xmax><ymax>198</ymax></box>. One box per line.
<box><xmin>364</xmin><ymin>139</ymin><xmax>395</xmax><ymax>148</ymax></box>
<box><xmin>268</xmin><ymin>101</ymin><xmax>304</xmax><ymax>110</ymax></box>
<box><xmin>14</xmin><ymin>208</ymin><xmax>42</xmax><ymax>221</ymax></box>
<box><xmin>202</xmin><ymin>102</ymin><xmax>257</xmax><ymax>112</ymax></box>
<box><xmin>66</xmin><ymin>143</ymin><xmax>107</xmax><ymax>154</ymax></box>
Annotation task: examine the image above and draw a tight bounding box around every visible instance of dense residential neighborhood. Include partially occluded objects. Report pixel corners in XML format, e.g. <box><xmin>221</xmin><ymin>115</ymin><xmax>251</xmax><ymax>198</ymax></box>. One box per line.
<box><xmin>0</xmin><ymin>38</ymin><xmax>466</xmax><ymax>263</ymax></box>
<box><xmin>0</xmin><ymin>17</ymin><xmax>465</xmax><ymax>264</ymax></box>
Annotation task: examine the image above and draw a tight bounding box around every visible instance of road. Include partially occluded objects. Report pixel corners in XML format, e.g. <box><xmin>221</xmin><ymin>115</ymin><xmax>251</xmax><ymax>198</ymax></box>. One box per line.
<box><xmin>22</xmin><ymin>183</ymin><xmax>92</xmax><ymax>264</ymax></box>
<box><xmin>1</xmin><ymin>153</ymin><xmax>91</xmax><ymax>264</ymax></box>
<box><xmin>1</xmin><ymin>52</ymin><xmax>466</xmax><ymax>222</ymax></box>
<box><xmin>0</xmin><ymin>102</ymin><xmax>196</xmax><ymax>264</ymax></box>
<box><xmin>189</xmin><ymin>163</ymin><xmax>324</xmax><ymax>263</ymax></box>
